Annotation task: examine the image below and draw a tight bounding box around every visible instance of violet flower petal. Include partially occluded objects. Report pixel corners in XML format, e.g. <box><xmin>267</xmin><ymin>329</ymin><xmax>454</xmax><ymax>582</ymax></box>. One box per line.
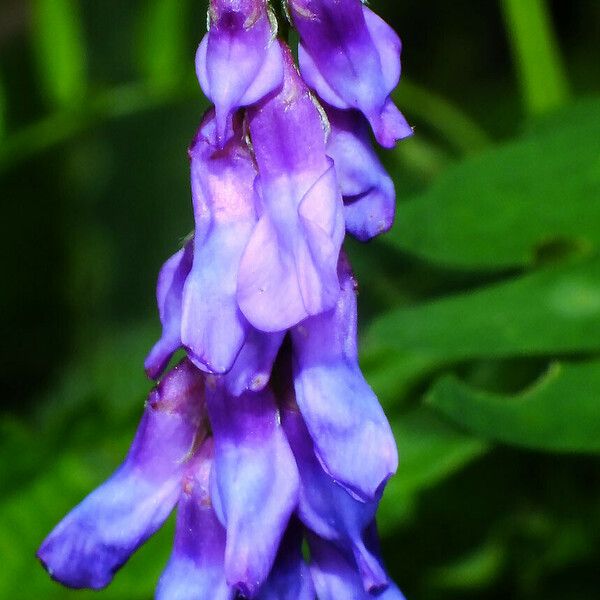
<box><xmin>196</xmin><ymin>0</ymin><xmax>283</xmax><ymax>145</ymax></box>
<box><xmin>238</xmin><ymin>44</ymin><xmax>345</xmax><ymax>331</ymax></box>
<box><xmin>291</xmin><ymin>0</ymin><xmax>412</xmax><ymax>147</ymax></box>
<box><xmin>182</xmin><ymin>113</ymin><xmax>258</xmax><ymax>374</ymax></box>
<box><xmin>326</xmin><ymin>106</ymin><xmax>396</xmax><ymax>241</ymax></box>
<box><xmin>37</xmin><ymin>360</ymin><xmax>205</xmax><ymax>589</ymax></box>
<box><xmin>282</xmin><ymin>406</ymin><xmax>388</xmax><ymax>592</ymax></box>
<box><xmin>292</xmin><ymin>254</ymin><xmax>398</xmax><ymax>502</ymax></box>
<box><xmin>145</xmin><ymin>242</ymin><xmax>193</xmax><ymax>379</ymax></box>
<box><xmin>308</xmin><ymin>534</ymin><xmax>406</xmax><ymax>600</ymax></box>
<box><xmin>255</xmin><ymin>521</ymin><xmax>315</xmax><ymax>600</ymax></box>
<box><xmin>206</xmin><ymin>381</ymin><xmax>300</xmax><ymax>596</ymax></box>
<box><xmin>156</xmin><ymin>439</ymin><xmax>235</xmax><ymax>600</ymax></box>
<box><xmin>223</xmin><ymin>327</ymin><xmax>285</xmax><ymax>397</ymax></box>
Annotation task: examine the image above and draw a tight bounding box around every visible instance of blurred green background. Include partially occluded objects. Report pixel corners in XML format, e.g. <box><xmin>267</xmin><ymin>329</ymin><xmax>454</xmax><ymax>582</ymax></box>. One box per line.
<box><xmin>1</xmin><ymin>0</ymin><xmax>599</xmax><ymax>598</ymax></box>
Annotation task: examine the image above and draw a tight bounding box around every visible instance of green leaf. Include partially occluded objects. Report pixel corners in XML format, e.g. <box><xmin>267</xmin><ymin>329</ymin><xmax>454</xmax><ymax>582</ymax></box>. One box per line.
<box><xmin>501</xmin><ymin>0</ymin><xmax>570</xmax><ymax>115</ymax></box>
<box><xmin>386</xmin><ymin>99</ymin><xmax>600</xmax><ymax>271</ymax></box>
<box><xmin>379</xmin><ymin>408</ymin><xmax>488</xmax><ymax>529</ymax></box>
<box><xmin>31</xmin><ymin>0</ymin><xmax>88</xmax><ymax>107</ymax></box>
<box><xmin>137</xmin><ymin>0</ymin><xmax>191</xmax><ymax>91</ymax></box>
<box><xmin>366</xmin><ymin>257</ymin><xmax>600</xmax><ymax>363</ymax></box>
<box><xmin>427</xmin><ymin>360</ymin><xmax>600</xmax><ymax>453</ymax></box>
<box><xmin>427</xmin><ymin>538</ymin><xmax>506</xmax><ymax>592</ymax></box>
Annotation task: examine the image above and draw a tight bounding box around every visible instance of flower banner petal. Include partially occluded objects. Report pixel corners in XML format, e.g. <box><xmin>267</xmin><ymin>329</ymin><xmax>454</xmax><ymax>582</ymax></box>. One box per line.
<box><xmin>238</xmin><ymin>44</ymin><xmax>344</xmax><ymax>331</ymax></box>
<box><xmin>292</xmin><ymin>255</ymin><xmax>398</xmax><ymax>502</ymax></box>
<box><xmin>326</xmin><ymin>106</ymin><xmax>396</xmax><ymax>241</ymax></box>
<box><xmin>207</xmin><ymin>381</ymin><xmax>300</xmax><ymax>596</ymax></box>
<box><xmin>291</xmin><ymin>0</ymin><xmax>412</xmax><ymax>147</ymax></box>
<box><xmin>182</xmin><ymin>113</ymin><xmax>258</xmax><ymax>374</ymax></box>
<box><xmin>196</xmin><ymin>0</ymin><xmax>283</xmax><ymax>144</ymax></box>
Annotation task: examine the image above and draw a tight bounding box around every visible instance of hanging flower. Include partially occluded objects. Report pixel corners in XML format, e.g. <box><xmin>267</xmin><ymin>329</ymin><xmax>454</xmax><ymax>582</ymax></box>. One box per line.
<box><xmin>38</xmin><ymin>1</ymin><xmax>412</xmax><ymax>597</ymax></box>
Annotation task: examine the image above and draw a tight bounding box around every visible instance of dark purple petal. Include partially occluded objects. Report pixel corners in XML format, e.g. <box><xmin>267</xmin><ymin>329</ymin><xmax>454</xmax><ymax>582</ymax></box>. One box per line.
<box><xmin>37</xmin><ymin>360</ymin><xmax>205</xmax><ymax>589</ymax></box>
<box><xmin>156</xmin><ymin>439</ymin><xmax>235</xmax><ymax>600</ymax></box>
<box><xmin>291</xmin><ymin>0</ymin><xmax>412</xmax><ymax>147</ymax></box>
<box><xmin>196</xmin><ymin>0</ymin><xmax>283</xmax><ymax>144</ymax></box>
<box><xmin>206</xmin><ymin>381</ymin><xmax>300</xmax><ymax>596</ymax></box>
<box><xmin>308</xmin><ymin>534</ymin><xmax>406</xmax><ymax>600</ymax></box>
<box><xmin>326</xmin><ymin>106</ymin><xmax>396</xmax><ymax>241</ymax></box>
<box><xmin>223</xmin><ymin>327</ymin><xmax>285</xmax><ymax>397</ymax></box>
<box><xmin>255</xmin><ymin>521</ymin><xmax>315</xmax><ymax>600</ymax></box>
<box><xmin>182</xmin><ymin>112</ymin><xmax>258</xmax><ymax>374</ymax></box>
<box><xmin>238</xmin><ymin>44</ymin><xmax>345</xmax><ymax>331</ymax></box>
<box><xmin>145</xmin><ymin>241</ymin><xmax>193</xmax><ymax>379</ymax></box>
<box><xmin>292</xmin><ymin>254</ymin><xmax>398</xmax><ymax>502</ymax></box>
<box><xmin>282</xmin><ymin>406</ymin><xmax>387</xmax><ymax>592</ymax></box>
<box><xmin>373</xmin><ymin>96</ymin><xmax>413</xmax><ymax>150</ymax></box>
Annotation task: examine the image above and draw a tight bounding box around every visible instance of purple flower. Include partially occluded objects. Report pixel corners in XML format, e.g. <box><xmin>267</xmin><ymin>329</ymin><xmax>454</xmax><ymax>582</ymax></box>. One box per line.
<box><xmin>37</xmin><ymin>360</ymin><xmax>205</xmax><ymax>589</ymax></box>
<box><xmin>326</xmin><ymin>105</ymin><xmax>397</xmax><ymax>241</ymax></box>
<box><xmin>181</xmin><ymin>111</ymin><xmax>260</xmax><ymax>375</ymax></box>
<box><xmin>196</xmin><ymin>0</ymin><xmax>284</xmax><ymax>145</ymax></box>
<box><xmin>237</xmin><ymin>44</ymin><xmax>345</xmax><ymax>332</ymax></box>
<box><xmin>289</xmin><ymin>0</ymin><xmax>412</xmax><ymax>148</ymax></box>
<box><xmin>145</xmin><ymin>110</ymin><xmax>285</xmax><ymax>387</ymax></box>
<box><xmin>221</xmin><ymin>326</ymin><xmax>285</xmax><ymax>397</ymax></box>
<box><xmin>156</xmin><ymin>439</ymin><xmax>234</xmax><ymax>600</ymax></box>
<box><xmin>39</xmin><ymin>2</ymin><xmax>412</xmax><ymax>597</ymax></box>
<box><xmin>144</xmin><ymin>240</ymin><xmax>193</xmax><ymax>379</ymax></box>
<box><xmin>291</xmin><ymin>254</ymin><xmax>398</xmax><ymax>502</ymax></box>
<box><xmin>206</xmin><ymin>379</ymin><xmax>299</xmax><ymax>595</ymax></box>
<box><xmin>282</xmin><ymin>404</ymin><xmax>388</xmax><ymax>592</ymax></box>
<box><xmin>254</xmin><ymin>521</ymin><xmax>315</xmax><ymax>600</ymax></box>
<box><xmin>309</xmin><ymin>534</ymin><xmax>406</xmax><ymax>600</ymax></box>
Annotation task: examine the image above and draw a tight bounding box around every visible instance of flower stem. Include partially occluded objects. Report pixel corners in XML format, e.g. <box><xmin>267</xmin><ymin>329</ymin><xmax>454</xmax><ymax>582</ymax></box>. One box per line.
<box><xmin>394</xmin><ymin>81</ymin><xmax>491</xmax><ymax>156</ymax></box>
<box><xmin>500</xmin><ymin>0</ymin><xmax>570</xmax><ymax>116</ymax></box>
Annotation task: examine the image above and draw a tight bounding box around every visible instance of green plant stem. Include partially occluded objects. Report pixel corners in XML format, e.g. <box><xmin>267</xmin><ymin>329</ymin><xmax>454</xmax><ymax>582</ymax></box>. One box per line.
<box><xmin>0</xmin><ymin>81</ymin><xmax>195</xmax><ymax>173</ymax></box>
<box><xmin>394</xmin><ymin>81</ymin><xmax>491</xmax><ymax>155</ymax></box>
<box><xmin>31</xmin><ymin>0</ymin><xmax>88</xmax><ymax>108</ymax></box>
<box><xmin>1</xmin><ymin>77</ymin><xmax>487</xmax><ymax>173</ymax></box>
<box><xmin>501</xmin><ymin>0</ymin><xmax>570</xmax><ymax>116</ymax></box>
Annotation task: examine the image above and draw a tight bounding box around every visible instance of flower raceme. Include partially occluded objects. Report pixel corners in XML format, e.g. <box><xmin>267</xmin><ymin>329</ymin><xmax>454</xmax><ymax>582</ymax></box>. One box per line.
<box><xmin>38</xmin><ymin>1</ymin><xmax>412</xmax><ymax>598</ymax></box>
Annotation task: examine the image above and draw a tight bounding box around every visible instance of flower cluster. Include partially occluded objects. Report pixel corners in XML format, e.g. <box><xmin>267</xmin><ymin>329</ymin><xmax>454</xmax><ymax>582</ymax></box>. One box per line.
<box><xmin>38</xmin><ymin>1</ymin><xmax>412</xmax><ymax>598</ymax></box>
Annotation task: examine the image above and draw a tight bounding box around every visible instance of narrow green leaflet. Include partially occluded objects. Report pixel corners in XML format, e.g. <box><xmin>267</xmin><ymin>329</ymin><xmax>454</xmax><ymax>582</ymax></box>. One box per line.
<box><xmin>31</xmin><ymin>0</ymin><xmax>88</xmax><ymax>107</ymax></box>
<box><xmin>366</xmin><ymin>257</ymin><xmax>600</xmax><ymax>362</ymax></box>
<box><xmin>378</xmin><ymin>408</ymin><xmax>488</xmax><ymax>530</ymax></box>
<box><xmin>393</xmin><ymin>80</ymin><xmax>491</xmax><ymax>156</ymax></box>
<box><xmin>385</xmin><ymin>99</ymin><xmax>600</xmax><ymax>271</ymax></box>
<box><xmin>427</xmin><ymin>360</ymin><xmax>600</xmax><ymax>453</ymax></box>
<box><xmin>138</xmin><ymin>0</ymin><xmax>191</xmax><ymax>91</ymax></box>
<box><xmin>501</xmin><ymin>0</ymin><xmax>570</xmax><ymax>115</ymax></box>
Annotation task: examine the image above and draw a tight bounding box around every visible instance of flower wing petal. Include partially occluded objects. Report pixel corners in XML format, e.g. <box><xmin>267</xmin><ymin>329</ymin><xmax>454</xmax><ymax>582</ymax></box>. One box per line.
<box><xmin>37</xmin><ymin>361</ymin><xmax>205</xmax><ymax>589</ymax></box>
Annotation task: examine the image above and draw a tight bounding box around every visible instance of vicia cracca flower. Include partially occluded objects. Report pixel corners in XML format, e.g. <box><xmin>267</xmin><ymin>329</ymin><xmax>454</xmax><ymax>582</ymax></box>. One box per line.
<box><xmin>38</xmin><ymin>0</ymin><xmax>413</xmax><ymax>597</ymax></box>
<box><xmin>289</xmin><ymin>0</ymin><xmax>412</xmax><ymax>148</ymax></box>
